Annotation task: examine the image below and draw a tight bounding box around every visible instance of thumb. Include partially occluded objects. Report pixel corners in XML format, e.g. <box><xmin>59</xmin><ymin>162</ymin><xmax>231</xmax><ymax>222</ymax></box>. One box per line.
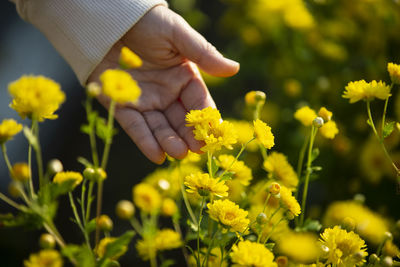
<box><xmin>172</xmin><ymin>16</ymin><xmax>240</xmax><ymax>77</ymax></box>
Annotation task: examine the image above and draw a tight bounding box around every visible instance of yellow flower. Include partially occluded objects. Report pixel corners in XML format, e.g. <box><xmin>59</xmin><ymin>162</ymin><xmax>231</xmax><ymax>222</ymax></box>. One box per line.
<box><xmin>9</xmin><ymin>75</ymin><xmax>65</xmax><ymax>122</ymax></box>
<box><xmin>319</xmin><ymin>120</ymin><xmax>339</xmax><ymax>139</ymax></box>
<box><xmin>263</xmin><ymin>152</ymin><xmax>298</xmax><ymax>190</ymax></box>
<box><xmin>53</xmin><ymin>171</ymin><xmax>83</xmax><ymax>189</ymax></box>
<box><xmin>343</xmin><ymin>80</ymin><xmax>391</xmax><ymax>103</ymax></box>
<box><xmin>100</xmin><ymin>69</ymin><xmax>141</xmax><ymax>104</ymax></box>
<box><xmin>323</xmin><ymin>200</ymin><xmax>390</xmax><ymax>245</ymax></box>
<box><xmin>161</xmin><ymin>198</ymin><xmax>177</xmax><ymax>216</ymax></box>
<box><xmin>320</xmin><ymin>226</ymin><xmax>368</xmax><ymax>266</ymax></box>
<box><xmin>388</xmin><ymin>62</ymin><xmax>400</xmax><ymax>84</ymax></box>
<box><xmin>154</xmin><ymin>229</ymin><xmax>182</xmax><ymax>251</ymax></box>
<box><xmin>24</xmin><ymin>249</ymin><xmax>63</xmax><ymax>267</ymax></box>
<box><xmin>318</xmin><ymin>107</ymin><xmax>332</xmax><ymax>122</ymax></box>
<box><xmin>244</xmin><ymin>91</ymin><xmax>266</xmax><ymax>106</ymax></box>
<box><xmin>133</xmin><ymin>183</ymin><xmax>161</xmax><ymax>214</ymax></box>
<box><xmin>136</xmin><ymin>238</ymin><xmax>156</xmax><ymax>261</ymax></box>
<box><xmin>119</xmin><ymin>46</ymin><xmax>143</xmax><ymax>69</ymax></box>
<box><xmin>189</xmin><ymin>247</ymin><xmax>227</xmax><ymax>267</ymax></box>
<box><xmin>229</xmin><ymin>120</ymin><xmax>258</xmax><ymax>151</ymax></box>
<box><xmin>0</xmin><ymin>119</ymin><xmax>22</xmax><ymax>144</ymax></box>
<box><xmin>279</xmin><ymin>186</ymin><xmax>301</xmax><ymax>217</ymax></box>
<box><xmin>294</xmin><ymin>106</ymin><xmax>317</xmax><ymax>126</ymax></box>
<box><xmin>186</xmin><ymin>107</ymin><xmax>221</xmax><ymax>128</ymax></box>
<box><xmin>11</xmin><ymin>162</ymin><xmax>30</xmax><ymax>182</ymax></box>
<box><xmin>230</xmin><ymin>240</ymin><xmax>277</xmax><ymax>267</ymax></box>
<box><xmin>383</xmin><ymin>241</ymin><xmax>400</xmax><ymax>258</ymax></box>
<box><xmin>253</xmin><ymin>119</ymin><xmax>275</xmax><ymax>149</ymax></box>
<box><xmin>276</xmin><ymin>231</ymin><xmax>320</xmax><ymax>264</ymax></box>
<box><xmin>207</xmin><ymin>199</ymin><xmax>249</xmax><ymax>233</ymax></box>
<box><xmin>218</xmin><ymin>154</ymin><xmax>253</xmax><ymax>186</ymax></box>
<box><xmin>97</xmin><ymin>237</ymin><xmax>127</xmax><ymax>260</ymax></box>
<box><xmin>184</xmin><ymin>172</ymin><xmax>228</xmax><ymax>198</ymax></box>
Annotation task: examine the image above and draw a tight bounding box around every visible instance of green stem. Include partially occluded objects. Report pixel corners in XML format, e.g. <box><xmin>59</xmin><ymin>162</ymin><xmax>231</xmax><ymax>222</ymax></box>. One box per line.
<box><xmin>69</xmin><ymin>192</ymin><xmax>91</xmax><ymax>249</ymax></box>
<box><xmin>27</xmin><ymin>122</ymin><xmax>35</xmax><ymax>199</ymax></box>
<box><xmin>381</xmin><ymin>83</ymin><xmax>394</xmax><ymax>141</ymax></box>
<box><xmin>197</xmin><ymin>197</ymin><xmax>205</xmax><ymax>267</ymax></box>
<box><xmin>85</xmin><ymin>97</ymin><xmax>99</xmax><ymax>167</ymax></box>
<box><xmin>32</xmin><ymin>120</ymin><xmax>44</xmax><ymax>189</ymax></box>
<box><xmin>173</xmin><ymin>218</ymin><xmax>189</xmax><ymax>266</ymax></box>
<box><xmin>80</xmin><ymin>180</ymin><xmax>87</xmax><ymax>225</ymax></box>
<box><xmin>263</xmin><ymin>217</ymin><xmax>284</xmax><ymax>245</ymax></box>
<box><xmin>0</xmin><ymin>192</ymin><xmax>23</xmax><ymax>210</ymax></box>
<box><xmin>259</xmin><ymin>144</ymin><xmax>268</xmax><ymax>162</ymax></box>
<box><xmin>207</xmin><ymin>151</ymin><xmax>213</xmax><ymax>178</ymax></box>
<box><xmin>94</xmin><ymin>180</ymin><xmax>103</xmax><ymax>247</ymax></box>
<box><xmin>86</xmin><ymin>181</ymin><xmax>94</xmax><ymax>222</ymax></box>
<box><xmin>1</xmin><ymin>144</ymin><xmax>12</xmax><ymax>171</ymax></box>
<box><xmin>129</xmin><ymin>217</ymin><xmax>143</xmax><ymax>236</ymax></box>
<box><xmin>44</xmin><ymin>220</ymin><xmax>66</xmax><ymax>248</ymax></box>
<box><xmin>299</xmin><ymin>126</ymin><xmax>317</xmax><ymax>227</ymax></box>
<box><xmin>101</xmin><ymin>100</ymin><xmax>116</xmax><ymax>169</ymax></box>
<box><xmin>202</xmin><ymin>229</ymin><xmax>218</xmax><ymax>267</ymax></box>
<box><xmin>179</xmin><ymin>163</ymin><xmax>198</xmax><ymax>225</ymax></box>
<box><xmin>262</xmin><ymin>193</ymin><xmax>271</xmax><ymax>213</ymax></box>
<box><xmin>296</xmin><ymin>131</ymin><xmax>310</xmax><ymax>183</ymax></box>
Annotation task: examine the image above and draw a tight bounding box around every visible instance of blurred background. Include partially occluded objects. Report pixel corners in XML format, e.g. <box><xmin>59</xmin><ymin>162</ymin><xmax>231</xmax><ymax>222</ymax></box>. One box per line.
<box><xmin>1</xmin><ymin>0</ymin><xmax>400</xmax><ymax>265</ymax></box>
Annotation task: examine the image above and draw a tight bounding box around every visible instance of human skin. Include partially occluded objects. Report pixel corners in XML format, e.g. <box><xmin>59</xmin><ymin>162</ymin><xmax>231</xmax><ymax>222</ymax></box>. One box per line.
<box><xmin>88</xmin><ymin>5</ymin><xmax>239</xmax><ymax>164</ymax></box>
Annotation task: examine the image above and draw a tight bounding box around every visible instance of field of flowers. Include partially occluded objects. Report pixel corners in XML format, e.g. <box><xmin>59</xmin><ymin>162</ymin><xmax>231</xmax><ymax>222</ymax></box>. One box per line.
<box><xmin>1</xmin><ymin>0</ymin><xmax>400</xmax><ymax>266</ymax></box>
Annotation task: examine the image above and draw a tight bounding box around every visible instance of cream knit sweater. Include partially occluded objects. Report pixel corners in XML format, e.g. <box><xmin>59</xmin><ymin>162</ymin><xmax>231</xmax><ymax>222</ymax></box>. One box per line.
<box><xmin>11</xmin><ymin>0</ymin><xmax>168</xmax><ymax>85</ymax></box>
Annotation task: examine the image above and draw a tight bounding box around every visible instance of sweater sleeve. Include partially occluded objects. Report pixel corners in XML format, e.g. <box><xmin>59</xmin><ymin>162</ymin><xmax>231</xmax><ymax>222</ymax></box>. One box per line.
<box><xmin>11</xmin><ymin>0</ymin><xmax>168</xmax><ymax>85</ymax></box>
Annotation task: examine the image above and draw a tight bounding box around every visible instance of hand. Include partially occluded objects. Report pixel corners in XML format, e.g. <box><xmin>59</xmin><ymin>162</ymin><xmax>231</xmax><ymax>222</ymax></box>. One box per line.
<box><xmin>88</xmin><ymin>5</ymin><xmax>239</xmax><ymax>164</ymax></box>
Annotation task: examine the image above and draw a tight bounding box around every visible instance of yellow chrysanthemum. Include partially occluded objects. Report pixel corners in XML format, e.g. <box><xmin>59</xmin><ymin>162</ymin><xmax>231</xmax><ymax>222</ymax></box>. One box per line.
<box><xmin>320</xmin><ymin>226</ymin><xmax>368</xmax><ymax>266</ymax></box>
<box><xmin>207</xmin><ymin>199</ymin><xmax>249</xmax><ymax>233</ymax></box>
<box><xmin>318</xmin><ymin>107</ymin><xmax>332</xmax><ymax>122</ymax></box>
<box><xmin>136</xmin><ymin>238</ymin><xmax>157</xmax><ymax>261</ymax></box>
<box><xmin>186</xmin><ymin>107</ymin><xmax>237</xmax><ymax>152</ymax></box>
<box><xmin>136</xmin><ymin>229</ymin><xmax>182</xmax><ymax>261</ymax></box>
<box><xmin>0</xmin><ymin>119</ymin><xmax>23</xmax><ymax>144</ymax></box>
<box><xmin>228</xmin><ymin>120</ymin><xmax>258</xmax><ymax>151</ymax></box>
<box><xmin>9</xmin><ymin>75</ymin><xmax>65</xmax><ymax>122</ymax></box>
<box><xmin>276</xmin><ymin>231</ymin><xmax>320</xmax><ymax>264</ymax></box>
<box><xmin>11</xmin><ymin>162</ymin><xmax>30</xmax><ymax>182</ymax></box>
<box><xmin>323</xmin><ymin>200</ymin><xmax>390</xmax><ymax>245</ymax></box>
<box><xmin>53</xmin><ymin>171</ymin><xmax>83</xmax><ymax>189</ymax></box>
<box><xmin>24</xmin><ymin>249</ymin><xmax>63</xmax><ymax>267</ymax></box>
<box><xmin>263</xmin><ymin>152</ymin><xmax>298</xmax><ymax>190</ymax></box>
<box><xmin>161</xmin><ymin>198</ymin><xmax>177</xmax><ymax>217</ymax></box>
<box><xmin>189</xmin><ymin>247</ymin><xmax>227</xmax><ymax>267</ymax></box>
<box><xmin>97</xmin><ymin>237</ymin><xmax>127</xmax><ymax>260</ymax></box>
<box><xmin>319</xmin><ymin>120</ymin><xmax>339</xmax><ymax>139</ymax></box>
<box><xmin>230</xmin><ymin>240</ymin><xmax>277</xmax><ymax>267</ymax></box>
<box><xmin>100</xmin><ymin>69</ymin><xmax>141</xmax><ymax>104</ymax></box>
<box><xmin>343</xmin><ymin>80</ymin><xmax>391</xmax><ymax>103</ymax></box>
<box><xmin>279</xmin><ymin>186</ymin><xmax>301</xmax><ymax>217</ymax></box>
<box><xmin>294</xmin><ymin>106</ymin><xmax>317</xmax><ymax>126</ymax></box>
<box><xmin>388</xmin><ymin>62</ymin><xmax>400</xmax><ymax>84</ymax></box>
<box><xmin>133</xmin><ymin>183</ymin><xmax>161</xmax><ymax>214</ymax></box>
<box><xmin>244</xmin><ymin>91</ymin><xmax>266</xmax><ymax>106</ymax></box>
<box><xmin>184</xmin><ymin>172</ymin><xmax>228</xmax><ymax>198</ymax></box>
<box><xmin>119</xmin><ymin>46</ymin><xmax>143</xmax><ymax>69</ymax></box>
<box><xmin>253</xmin><ymin>119</ymin><xmax>275</xmax><ymax>149</ymax></box>
<box><xmin>218</xmin><ymin>154</ymin><xmax>253</xmax><ymax>186</ymax></box>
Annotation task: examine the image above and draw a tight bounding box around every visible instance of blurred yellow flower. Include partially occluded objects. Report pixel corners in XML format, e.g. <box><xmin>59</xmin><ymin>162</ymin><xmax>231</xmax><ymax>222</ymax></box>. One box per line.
<box><xmin>284</xmin><ymin>79</ymin><xmax>302</xmax><ymax>98</ymax></box>
<box><xmin>11</xmin><ymin>162</ymin><xmax>30</xmax><ymax>182</ymax></box>
<box><xmin>133</xmin><ymin>183</ymin><xmax>161</xmax><ymax>214</ymax></box>
<box><xmin>244</xmin><ymin>91</ymin><xmax>266</xmax><ymax>106</ymax></box>
<box><xmin>388</xmin><ymin>62</ymin><xmax>400</xmax><ymax>85</ymax></box>
<box><xmin>100</xmin><ymin>69</ymin><xmax>141</xmax><ymax>104</ymax></box>
<box><xmin>136</xmin><ymin>238</ymin><xmax>156</xmax><ymax>261</ymax></box>
<box><xmin>24</xmin><ymin>249</ymin><xmax>63</xmax><ymax>267</ymax></box>
<box><xmin>279</xmin><ymin>186</ymin><xmax>301</xmax><ymax>217</ymax></box>
<box><xmin>294</xmin><ymin>106</ymin><xmax>317</xmax><ymax>126</ymax></box>
<box><xmin>323</xmin><ymin>200</ymin><xmax>390</xmax><ymax>245</ymax></box>
<box><xmin>136</xmin><ymin>229</ymin><xmax>182</xmax><ymax>261</ymax></box>
<box><xmin>253</xmin><ymin>119</ymin><xmax>275</xmax><ymax>149</ymax></box>
<box><xmin>97</xmin><ymin>237</ymin><xmax>127</xmax><ymax>260</ymax></box>
<box><xmin>119</xmin><ymin>46</ymin><xmax>143</xmax><ymax>69</ymax></box>
<box><xmin>343</xmin><ymin>80</ymin><xmax>391</xmax><ymax>103</ymax></box>
<box><xmin>161</xmin><ymin>198</ymin><xmax>177</xmax><ymax>217</ymax></box>
<box><xmin>230</xmin><ymin>240</ymin><xmax>277</xmax><ymax>267</ymax></box>
<box><xmin>189</xmin><ymin>247</ymin><xmax>227</xmax><ymax>267</ymax></box>
<box><xmin>184</xmin><ymin>172</ymin><xmax>228</xmax><ymax>198</ymax></box>
<box><xmin>53</xmin><ymin>171</ymin><xmax>83</xmax><ymax>189</ymax></box>
<box><xmin>320</xmin><ymin>226</ymin><xmax>368</xmax><ymax>266</ymax></box>
<box><xmin>229</xmin><ymin>120</ymin><xmax>258</xmax><ymax>151</ymax></box>
<box><xmin>218</xmin><ymin>154</ymin><xmax>253</xmax><ymax>186</ymax></box>
<box><xmin>319</xmin><ymin>120</ymin><xmax>339</xmax><ymax>139</ymax></box>
<box><xmin>263</xmin><ymin>152</ymin><xmax>298</xmax><ymax>190</ymax></box>
<box><xmin>276</xmin><ymin>231</ymin><xmax>320</xmax><ymax>264</ymax></box>
<box><xmin>207</xmin><ymin>199</ymin><xmax>249</xmax><ymax>233</ymax></box>
<box><xmin>383</xmin><ymin>241</ymin><xmax>400</xmax><ymax>258</ymax></box>
<box><xmin>9</xmin><ymin>75</ymin><xmax>65</xmax><ymax>122</ymax></box>
<box><xmin>318</xmin><ymin>107</ymin><xmax>332</xmax><ymax>122</ymax></box>
<box><xmin>0</xmin><ymin>119</ymin><xmax>22</xmax><ymax>144</ymax></box>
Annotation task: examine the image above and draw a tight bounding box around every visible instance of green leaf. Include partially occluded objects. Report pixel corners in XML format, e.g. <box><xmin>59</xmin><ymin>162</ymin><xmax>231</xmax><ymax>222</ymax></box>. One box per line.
<box><xmin>0</xmin><ymin>211</ymin><xmax>43</xmax><ymax>229</ymax></box>
<box><xmin>96</xmin><ymin>117</ymin><xmax>109</xmax><ymax>141</ymax></box>
<box><xmin>160</xmin><ymin>259</ymin><xmax>175</xmax><ymax>267</ymax></box>
<box><xmin>310</xmin><ymin>148</ymin><xmax>319</xmax><ymax>162</ymax></box>
<box><xmin>48</xmin><ymin>179</ymin><xmax>77</xmax><ymax>199</ymax></box>
<box><xmin>303</xmin><ymin>219</ymin><xmax>322</xmax><ymax>232</ymax></box>
<box><xmin>101</xmin><ymin>231</ymin><xmax>135</xmax><ymax>260</ymax></box>
<box><xmin>211</xmin><ymin>156</ymin><xmax>219</xmax><ymax>177</ymax></box>
<box><xmin>366</xmin><ymin>118</ymin><xmax>373</xmax><ymax>127</ymax></box>
<box><xmin>62</xmin><ymin>244</ymin><xmax>96</xmax><ymax>267</ymax></box>
<box><xmin>85</xmin><ymin>218</ymin><xmax>96</xmax><ymax>234</ymax></box>
<box><xmin>265</xmin><ymin>242</ymin><xmax>275</xmax><ymax>251</ymax></box>
<box><xmin>383</xmin><ymin>121</ymin><xmax>395</xmax><ymax>139</ymax></box>
<box><xmin>219</xmin><ymin>172</ymin><xmax>234</xmax><ymax>182</ymax></box>
<box><xmin>77</xmin><ymin>157</ymin><xmax>92</xmax><ymax>168</ymax></box>
<box><xmin>23</xmin><ymin>127</ymin><xmax>38</xmax><ymax>149</ymax></box>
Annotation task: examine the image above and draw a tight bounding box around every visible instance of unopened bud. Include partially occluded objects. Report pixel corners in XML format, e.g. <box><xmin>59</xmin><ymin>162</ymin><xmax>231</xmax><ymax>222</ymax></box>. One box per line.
<box><xmin>276</xmin><ymin>256</ymin><xmax>288</xmax><ymax>267</ymax></box>
<box><xmin>320</xmin><ymin>244</ymin><xmax>330</xmax><ymax>257</ymax></box>
<box><xmin>87</xmin><ymin>82</ymin><xmax>101</xmax><ymax>97</ymax></box>
<box><xmin>353</xmin><ymin>194</ymin><xmax>365</xmax><ymax>204</ymax></box>
<box><xmin>94</xmin><ymin>168</ymin><xmax>107</xmax><ymax>182</ymax></box>
<box><xmin>384</xmin><ymin>232</ymin><xmax>393</xmax><ymax>241</ymax></box>
<box><xmin>256</xmin><ymin>213</ymin><xmax>268</xmax><ymax>225</ymax></box>
<box><xmin>47</xmin><ymin>159</ymin><xmax>63</xmax><ymax>175</ymax></box>
<box><xmin>382</xmin><ymin>256</ymin><xmax>393</xmax><ymax>267</ymax></box>
<box><xmin>84</xmin><ymin>167</ymin><xmax>107</xmax><ymax>182</ymax></box>
<box><xmin>313</xmin><ymin>117</ymin><xmax>324</xmax><ymax>128</ymax></box>
<box><xmin>96</xmin><ymin>215</ymin><xmax>113</xmax><ymax>232</ymax></box>
<box><xmin>10</xmin><ymin>162</ymin><xmax>30</xmax><ymax>182</ymax></box>
<box><xmin>342</xmin><ymin>217</ymin><xmax>356</xmax><ymax>231</ymax></box>
<box><xmin>116</xmin><ymin>200</ymin><xmax>135</xmax><ymax>220</ymax></box>
<box><xmin>369</xmin><ymin>254</ymin><xmax>379</xmax><ymax>264</ymax></box>
<box><xmin>8</xmin><ymin>182</ymin><xmax>21</xmax><ymax>198</ymax></box>
<box><xmin>269</xmin><ymin>182</ymin><xmax>281</xmax><ymax>195</ymax></box>
<box><xmin>83</xmin><ymin>167</ymin><xmax>95</xmax><ymax>180</ymax></box>
<box><xmin>245</xmin><ymin>91</ymin><xmax>266</xmax><ymax>106</ymax></box>
<box><xmin>39</xmin><ymin>233</ymin><xmax>56</xmax><ymax>249</ymax></box>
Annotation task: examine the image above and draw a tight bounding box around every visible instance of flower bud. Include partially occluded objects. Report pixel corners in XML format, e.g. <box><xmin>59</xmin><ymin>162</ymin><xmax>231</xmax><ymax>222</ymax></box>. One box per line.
<box><xmin>83</xmin><ymin>167</ymin><xmax>95</xmax><ymax>180</ymax></box>
<box><xmin>10</xmin><ymin>162</ymin><xmax>30</xmax><ymax>182</ymax></box>
<box><xmin>256</xmin><ymin>213</ymin><xmax>268</xmax><ymax>225</ymax></box>
<box><xmin>382</xmin><ymin>256</ymin><xmax>393</xmax><ymax>267</ymax></box>
<box><xmin>161</xmin><ymin>198</ymin><xmax>177</xmax><ymax>217</ymax></box>
<box><xmin>96</xmin><ymin>215</ymin><xmax>113</xmax><ymax>232</ymax></box>
<box><xmin>342</xmin><ymin>217</ymin><xmax>356</xmax><ymax>231</ymax></box>
<box><xmin>384</xmin><ymin>232</ymin><xmax>393</xmax><ymax>241</ymax></box>
<box><xmin>245</xmin><ymin>91</ymin><xmax>266</xmax><ymax>106</ymax></box>
<box><xmin>369</xmin><ymin>254</ymin><xmax>379</xmax><ymax>264</ymax></box>
<box><xmin>313</xmin><ymin>117</ymin><xmax>324</xmax><ymax>128</ymax></box>
<box><xmin>353</xmin><ymin>193</ymin><xmax>365</xmax><ymax>204</ymax></box>
<box><xmin>94</xmin><ymin>168</ymin><xmax>107</xmax><ymax>182</ymax></box>
<box><xmin>116</xmin><ymin>200</ymin><xmax>135</xmax><ymax>220</ymax></box>
<box><xmin>395</xmin><ymin>219</ymin><xmax>400</xmax><ymax>230</ymax></box>
<box><xmin>269</xmin><ymin>182</ymin><xmax>281</xmax><ymax>195</ymax></box>
<box><xmin>87</xmin><ymin>82</ymin><xmax>101</xmax><ymax>97</ymax></box>
<box><xmin>276</xmin><ymin>256</ymin><xmax>288</xmax><ymax>267</ymax></box>
<box><xmin>157</xmin><ymin>179</ymin><xmax>170</xmax><ymax>191</ymax></box>
<box><xmin>8</xmin><ymin>182</ymin><xmax>21</xmax><ymax>198</ymax></box>
<box><xmin>39</xmin><ymin>233</ymin><xmax>56</xmax><ymax>249</ymax></box>
<box><xmin>320</xmin><ymin>244</ymin><xmax>330</xmax><ymax>258</ymax></box>
<box><xmin>285</xmin><ymin>211</ymin><xmax>295</xmax><ymax>220</ymax></box>
<box><xmin>47</xmin><ymin>159</ymin><xmax>63</xmax><ymax>175</ymax></box>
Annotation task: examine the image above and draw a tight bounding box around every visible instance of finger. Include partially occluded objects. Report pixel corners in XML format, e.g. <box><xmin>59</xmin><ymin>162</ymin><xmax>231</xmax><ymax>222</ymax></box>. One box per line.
<box><xmin>172</xmin><ymin>15</ymin><xmax>240</xmax><ymax>77</ymax></box>
<box><xmin>180</xmin><ymin>75</ymin><xmax>216</xmax><ymax>111</ymax></box>
<box><xmin>165</xmin><ymin>101</ymin><xmax>204</xmax><ymax>153</ymax></box>
<box><xmin>143</xmin><ymin>110</ymin><xmax>188</xmax><ymax>159</ymax></box>
<box><xmin>113</xmin><ymin>107</ymin><xmax>166</xmax><ymax>164</ymax></box>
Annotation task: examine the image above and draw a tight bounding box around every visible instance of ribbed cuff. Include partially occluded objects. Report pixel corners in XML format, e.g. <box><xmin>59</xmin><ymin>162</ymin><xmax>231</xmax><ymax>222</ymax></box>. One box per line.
<box><xmin>20</xmin><ymin>0</ymin><xmax>167</xmax><ymax>85</ymax></box>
